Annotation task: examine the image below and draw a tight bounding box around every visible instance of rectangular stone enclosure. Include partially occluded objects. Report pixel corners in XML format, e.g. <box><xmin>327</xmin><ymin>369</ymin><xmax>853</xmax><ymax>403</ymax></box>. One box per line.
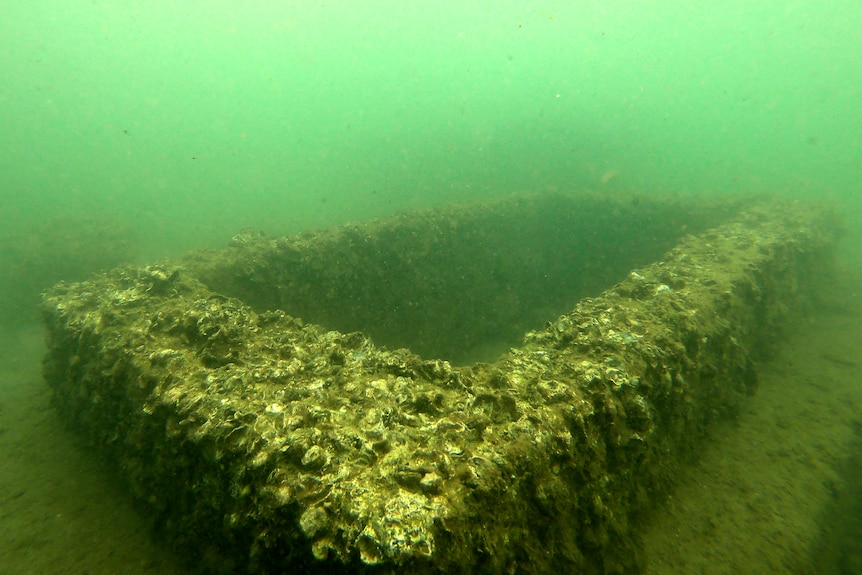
<box><xmin>41</xmin><ymin>192</ymin><xmax>839</xmax><ymax>574</ymax></box>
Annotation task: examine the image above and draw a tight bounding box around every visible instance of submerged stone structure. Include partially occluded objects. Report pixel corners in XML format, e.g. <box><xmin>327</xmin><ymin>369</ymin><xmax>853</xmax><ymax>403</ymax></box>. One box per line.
<box><xmin>41</xmin><ymin>192</ymin><xmax>838</xmax><ymax>574</ymax></box>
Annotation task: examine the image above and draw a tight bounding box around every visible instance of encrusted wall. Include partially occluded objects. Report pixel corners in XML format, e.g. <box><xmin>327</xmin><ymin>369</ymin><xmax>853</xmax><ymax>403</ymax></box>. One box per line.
<box><xmin>40</xmin><ymin>194</ymin><xmax>838</xmax><ymax>574</ymax></box>
<box><xmin>182</xmin><ymin>192</ymin><xmax>740</xmax><ymax>364</ymax></box>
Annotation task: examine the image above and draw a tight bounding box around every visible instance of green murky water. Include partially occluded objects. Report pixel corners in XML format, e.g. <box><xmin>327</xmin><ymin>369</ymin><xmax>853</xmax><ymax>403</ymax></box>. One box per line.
<box><xmin>4</xmin><ymin>0</ymin><xmax>861</xmax><ymax>324</ymax></box>
<box><xmin>2</xmin><ymin>1</ymin><xmax>860</xmax><ymax>256</ymax></box>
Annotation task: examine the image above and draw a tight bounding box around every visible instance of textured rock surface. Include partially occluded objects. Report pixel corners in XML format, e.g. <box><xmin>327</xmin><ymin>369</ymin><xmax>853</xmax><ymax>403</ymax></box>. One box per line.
<box><xmin>40</xmin><ymin>194</ymin><xmax>838</xmax><ymax>574</ymax></box>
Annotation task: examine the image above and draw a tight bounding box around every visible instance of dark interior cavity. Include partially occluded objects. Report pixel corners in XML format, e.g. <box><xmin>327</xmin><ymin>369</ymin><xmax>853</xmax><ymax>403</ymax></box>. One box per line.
<box><xmin>186</xmin><ymin>193</ymin><xmax>739</xmax><ymax>364</ymax></box>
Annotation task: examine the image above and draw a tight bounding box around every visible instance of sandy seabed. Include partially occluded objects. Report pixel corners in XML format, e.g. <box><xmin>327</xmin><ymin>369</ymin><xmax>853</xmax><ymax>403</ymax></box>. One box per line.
<box><xmin>1</xmin><ymin>246</ymin><xmax>860</xmax><ymax>575</ymax></box>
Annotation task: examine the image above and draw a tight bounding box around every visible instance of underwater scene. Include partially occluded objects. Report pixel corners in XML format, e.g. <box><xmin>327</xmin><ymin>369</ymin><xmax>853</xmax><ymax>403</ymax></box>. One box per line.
<box><xmin>1</xmin><ymin>2</ymin><xmax>860</xmax><ymax>574</ymax></box>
